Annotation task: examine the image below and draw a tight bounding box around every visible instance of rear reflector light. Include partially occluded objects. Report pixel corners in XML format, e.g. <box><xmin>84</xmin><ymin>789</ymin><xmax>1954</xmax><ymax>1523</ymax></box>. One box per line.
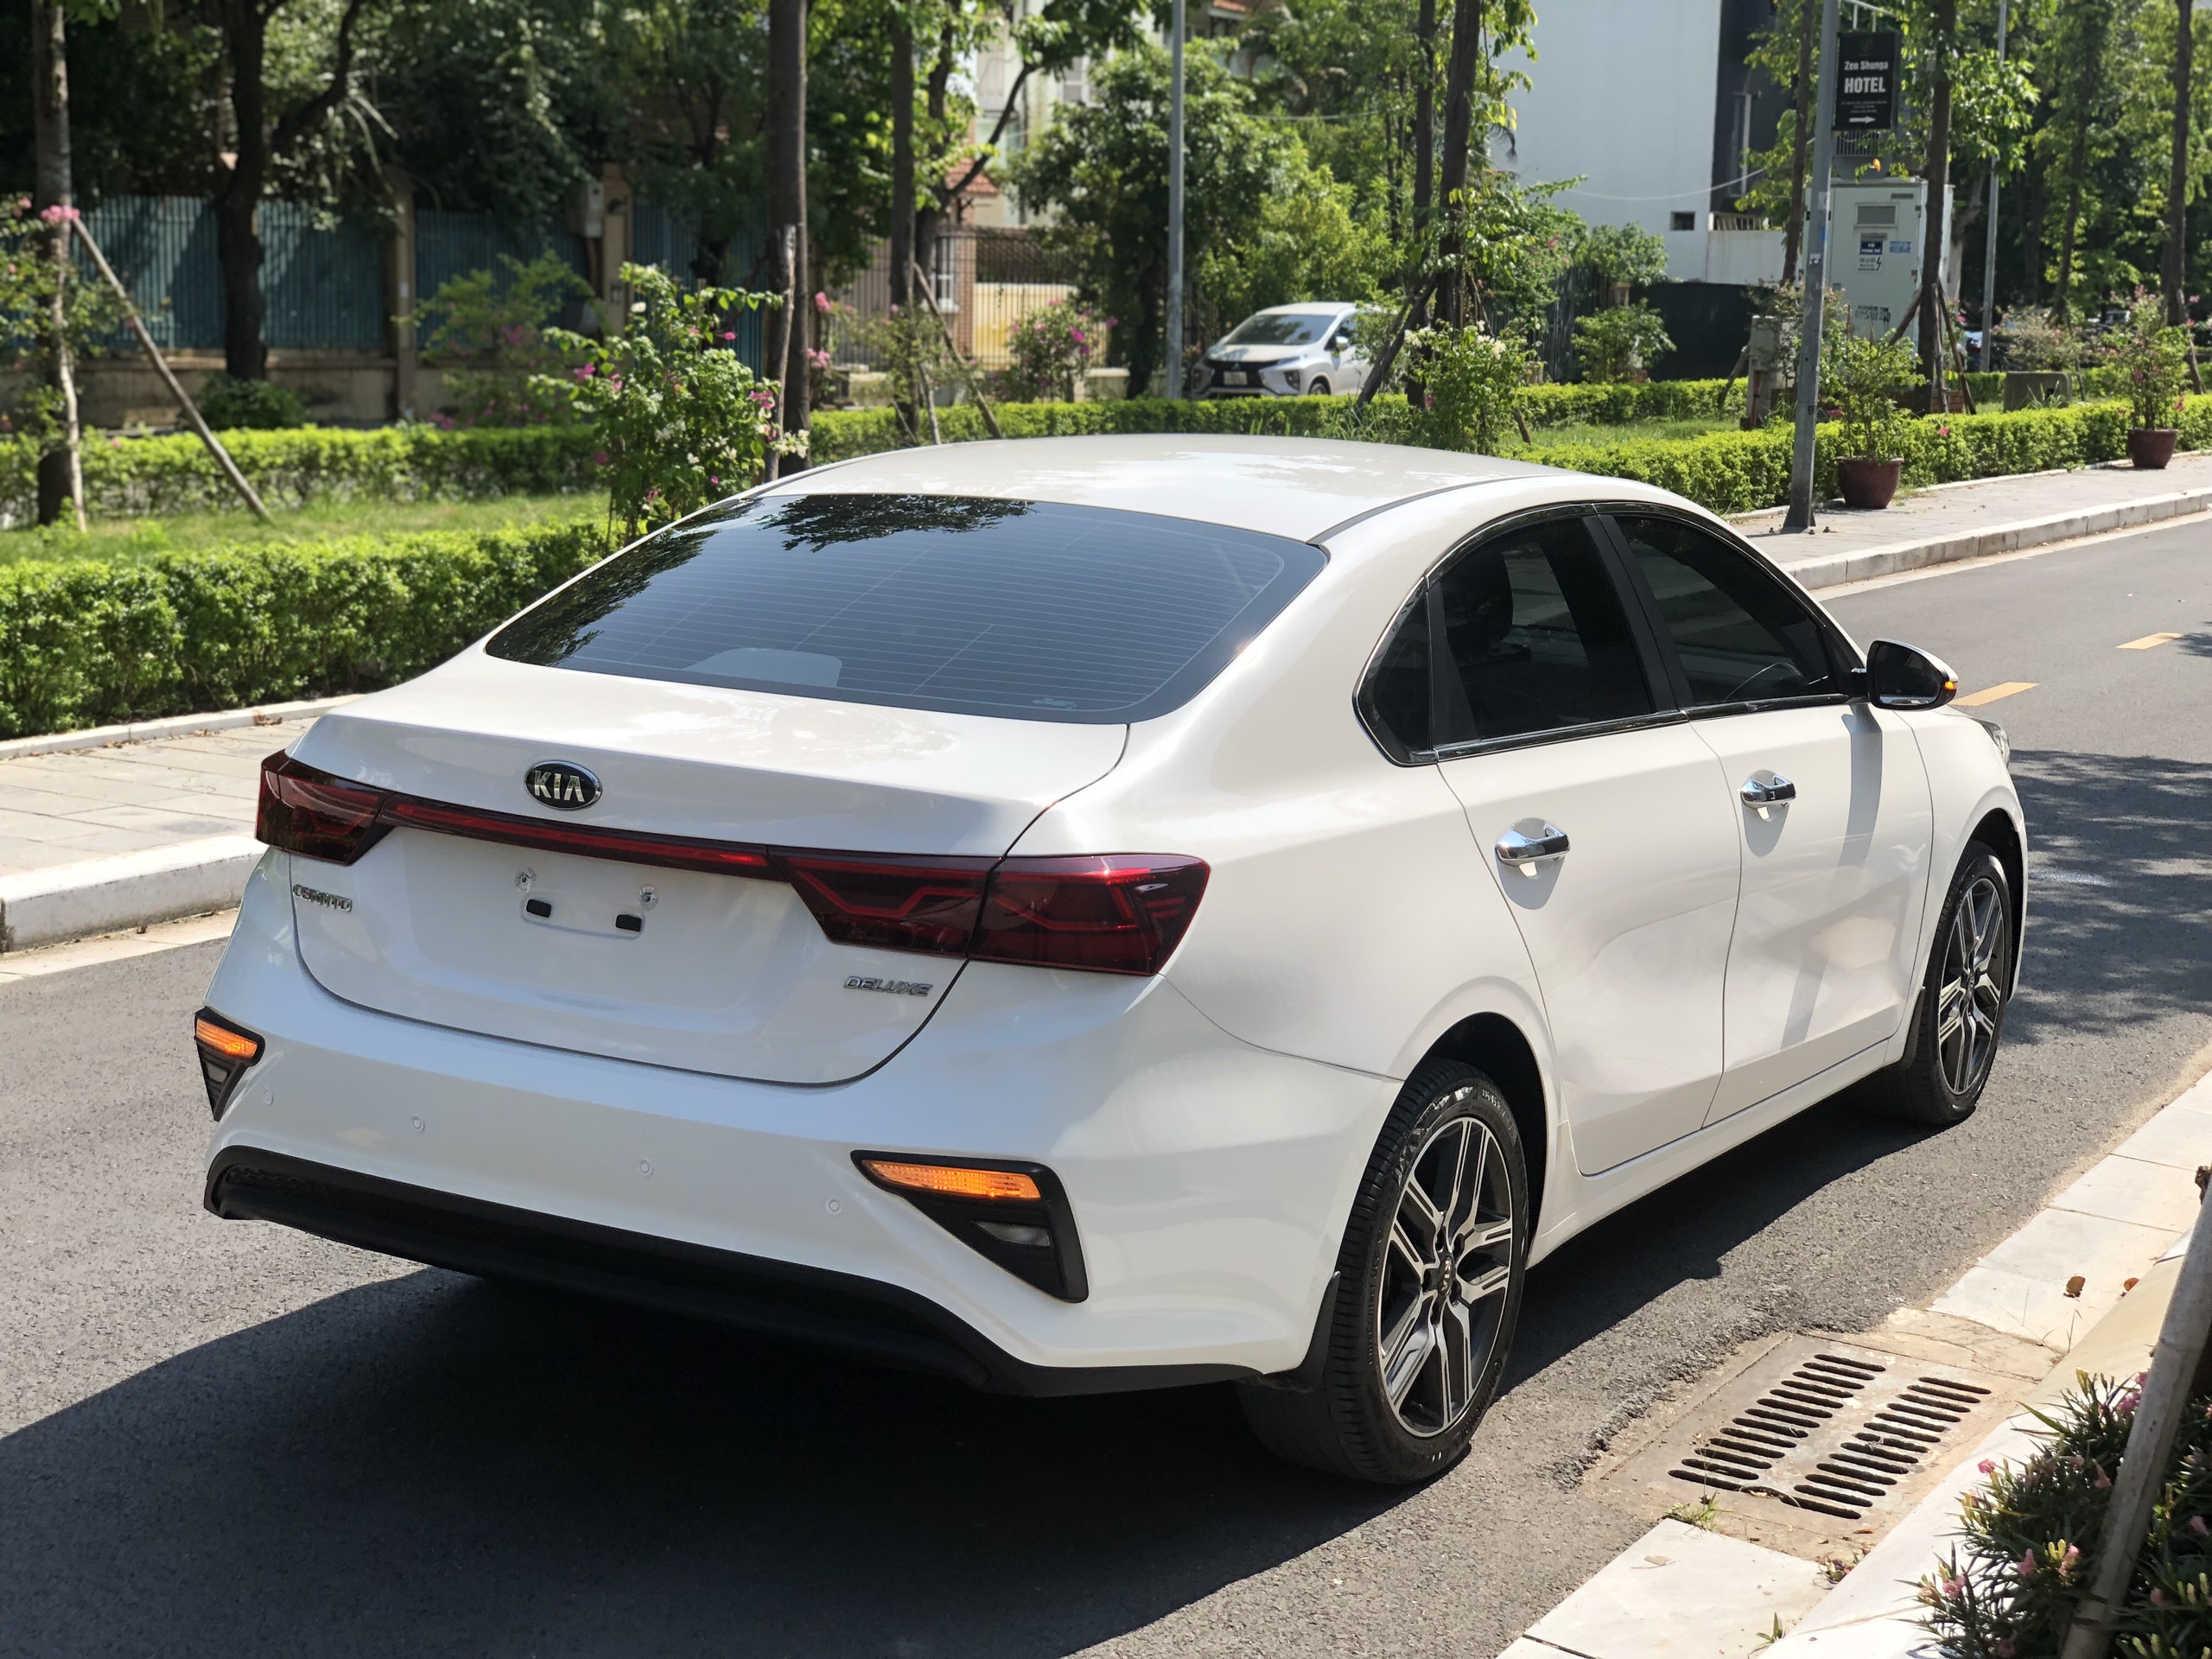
<box><xmin>856</xmin><ymin>1159</ymin><xmax>1043</xmax><ymax>1202</ymax></box>
<box><xmin>258</xmin><ymin>753</ymin><xmax>1208</xmax><ymax>975</ymax></box>
<box><xmin>193</xmin><ymin>1007</ymin><xmax>263</xmax><ymax>1120</ymax></box>
<box><xmin>973</xmin><ymin>855</ymin><xmax>1209</xmax><ymax>976</ymax></box>
<box><xmin>855</xmin><ymin>1153</ymin><xmax>1086</xmax><ymax>1300</ymax></box>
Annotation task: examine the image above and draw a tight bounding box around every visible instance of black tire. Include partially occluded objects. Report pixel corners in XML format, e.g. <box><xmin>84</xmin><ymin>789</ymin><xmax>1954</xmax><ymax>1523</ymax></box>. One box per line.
<box><xmin>1306</xmin><ymin>378</ymin><xmax>1331</xmax><ymax>397</ymax></box>
<box><xmin>1238</xmin><ymin>1060</ymin><xmax>1529</xmax><ymax>1484</ymax></box>
<box><xmin>1859</xmin><ymin>843</ymin><xmax>2014</xmax><ymax>1126</ymax></box>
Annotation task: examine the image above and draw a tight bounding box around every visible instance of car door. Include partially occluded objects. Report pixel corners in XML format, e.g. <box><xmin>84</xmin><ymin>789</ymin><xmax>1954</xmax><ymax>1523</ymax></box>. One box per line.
<box><xmin>1601</xmin><ymin>512</ymin><xmax>1934</xmax><ymax>1124</ymax></box>
<box><xmin>1367</xmin><ymin>510</ymin><xmax>1743</xmax><ymax>1176</ymax></box>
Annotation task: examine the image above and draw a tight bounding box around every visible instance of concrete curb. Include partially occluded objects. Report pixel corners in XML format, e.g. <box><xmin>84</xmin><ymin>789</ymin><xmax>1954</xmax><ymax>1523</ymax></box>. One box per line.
<box><xmin>1769</xmin><ymin>486</ymin><xmax>2212</xmax><ymax>592</ymax></box>
<box><xmin>0</xmin><ymin>695</ymin><xmax>356</xmax><ymax>762</ymax></box>
<box><xmin>0</xmin><ymin>835</ymin><xmax>261</xmax><ymax>953</ymax></box>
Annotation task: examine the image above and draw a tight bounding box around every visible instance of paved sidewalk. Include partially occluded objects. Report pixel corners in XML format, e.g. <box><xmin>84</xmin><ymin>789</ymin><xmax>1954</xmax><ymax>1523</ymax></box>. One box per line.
<box><xmin>0</xmin><ymin>718</ymin><xmax>310</xmax><ymax>878</ymax></box>
<box><xmin>1735</xmin><ymin>450</ymin><xmax>2212</xmax><ymax>589</ymax></box>
<box><xmin>1505</xmin><ymin>1067</ymin><xmax>2212</xmax><ymax>1659</ymax></box>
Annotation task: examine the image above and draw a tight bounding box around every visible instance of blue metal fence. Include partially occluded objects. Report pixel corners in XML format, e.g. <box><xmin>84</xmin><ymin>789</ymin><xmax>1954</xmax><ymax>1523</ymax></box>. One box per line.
<box><xmin>76</xmin><ymin>194</ymin><xmax>741</xmax><ymax>359</ymax></box>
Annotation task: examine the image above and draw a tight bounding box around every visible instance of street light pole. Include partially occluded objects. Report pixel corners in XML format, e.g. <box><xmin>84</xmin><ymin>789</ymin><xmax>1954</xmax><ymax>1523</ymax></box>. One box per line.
<box><xmin>1165</xmin><ymin>0</ymin><xmax>1186</xmax><ymax>401</ymax></box>
<box><xmin>1979</xmin><ymin>0</ymin><xmax>2008</xmax><ymax>365</ymax></box>
<box><xmin>1784</xmin><ymin>0</ymin><xmax>1843</xmax><ymax>532</ymax></box>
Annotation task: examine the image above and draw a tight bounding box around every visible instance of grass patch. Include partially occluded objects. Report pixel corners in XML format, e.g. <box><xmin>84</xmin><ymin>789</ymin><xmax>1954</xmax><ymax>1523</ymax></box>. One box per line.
<box><xmin>0</xmin><ymin>491</ymin><xmax>605</xmax><ymax>566</ymax></box>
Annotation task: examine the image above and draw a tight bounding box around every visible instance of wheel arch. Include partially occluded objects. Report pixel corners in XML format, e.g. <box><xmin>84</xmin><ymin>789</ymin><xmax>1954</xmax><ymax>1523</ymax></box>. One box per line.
<box><xmin>1417</xmin><ymin>1013</ymin><xmax>1550</xmax><ymax>1236</ymax></box>
<box><xmin>1968</xmin><ymin>805</ymin><xmax>2026</xmax><ymax>981</ymax></box>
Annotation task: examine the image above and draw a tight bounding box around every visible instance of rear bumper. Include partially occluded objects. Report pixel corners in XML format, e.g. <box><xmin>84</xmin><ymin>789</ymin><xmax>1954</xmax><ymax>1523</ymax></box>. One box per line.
<box><xmin>205</xmin><ymin>1148</ymin><xmax>1243</xmax><ymax>1394</ymax></box>
<box><xmin>203</xmin><ymin>854</ymin><xmax>1391</xmax><ymax>1387</ymax></box>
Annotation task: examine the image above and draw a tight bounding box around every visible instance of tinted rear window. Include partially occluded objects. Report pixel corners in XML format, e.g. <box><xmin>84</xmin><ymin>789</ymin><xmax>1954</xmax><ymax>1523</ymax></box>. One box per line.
<box><xmin>486</xmin><ymin>493</ymin><xmax>1327</xmax><ymax>722</ymax></box>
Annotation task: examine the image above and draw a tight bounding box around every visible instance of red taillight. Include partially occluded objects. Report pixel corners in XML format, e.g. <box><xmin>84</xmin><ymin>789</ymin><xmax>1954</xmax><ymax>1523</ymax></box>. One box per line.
<box><xmin>386</xmin><ymin>796</ymin><xmax>775</xmax><ymax>880</ymax></box>
<box><xmin>257</xmin><ymin>753</ymin><xmax>391</xmax><ymax>864</ymax></box>
<box><xmin>972</xmin><ymin>855</ymin><xmax>1210</xmax><ymax>976</ymax></box>
<box><xmin>776</xmin><ymin>853</ymin><xmax>994</xmax><ymax>956</ymax></box>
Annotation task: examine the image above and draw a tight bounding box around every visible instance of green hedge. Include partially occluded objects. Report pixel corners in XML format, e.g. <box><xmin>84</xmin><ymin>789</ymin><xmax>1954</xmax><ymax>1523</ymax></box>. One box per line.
<box><xmin>0</xmin><ymin>424</ymin><xmax>601</xmax><ymax>524</ymax></box>
<box><xmin>1521</xmin><ymin>398</ymin><xmax>2170</xmax><ymax>516</ymax></box>
<box><xmin>0</xmin><ymin>518</ymin><xmax>607</xmax><ymax>740</ymax></box>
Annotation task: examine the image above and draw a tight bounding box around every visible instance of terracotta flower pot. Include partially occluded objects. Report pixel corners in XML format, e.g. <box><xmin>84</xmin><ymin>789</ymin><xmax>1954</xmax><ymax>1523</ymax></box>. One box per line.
<box><xmin>2127</xmin><ymin>427</ymin><xmax>2180</xmax><ymax>470</ymax></box>
<box><xmin>1837</xmin><ymin>456</ymin><xmax>1904</xmax><ymax>510</ymax></box>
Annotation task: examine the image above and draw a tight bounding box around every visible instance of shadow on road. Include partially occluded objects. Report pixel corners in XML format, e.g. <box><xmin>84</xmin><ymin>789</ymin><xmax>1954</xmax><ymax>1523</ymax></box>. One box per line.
<box><xmin>3</xmin><ymin>753</ymin><xmax>2208</xmax><ymax>1656</ymax></box>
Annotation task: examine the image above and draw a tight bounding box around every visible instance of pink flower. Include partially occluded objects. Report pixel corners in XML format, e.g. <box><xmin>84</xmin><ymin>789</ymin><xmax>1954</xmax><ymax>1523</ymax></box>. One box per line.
<box><xmin>37</xmin><ymin>203</ymin><xmax>79</xmax><ymax>225</ymax></box>
<box><xmin>2017</xmin><ymin>1551</ymin><xmax>2036</xmax><ymax>1579</ymax></box>
<box><xmin>2117</xmin><ymin>1391</ymin><xmax>2142</xmax><ymax>1418</ymax></box>
<box><xmin>2059</xmin><ymin>1543</ymin><xmax>2081</xmax><ymax>1581</ymax></box>
<box><xmin>2095</xmin><ymin>1467</ymin><xmax>2113</xmax><ymax>1491</ymax></box>
<box><xmin>592</xmin><ymin>449</ymin><xmax>608</xmax><ymax>466</ymax></box>
<box><xmin>721</xmin><ymin>331</ymin><xmax>736</xmax><ymax>341</ymax></box>
<box><xmin>2153</xmin><ymin>1589</ymin><xmax>2169</xmax><ymax>1605</ymax></box>
<box><xmin>1071</xmin><ymin>328</ymin><xmax>1086</xmax><ymax>345</ymax></box>
<box><xmin>2193</xmin><ymin>1516</ymin><xmax>2209</xmax><ymax>1535</ymax></box>
<box><xmin>814</xmin><ymin>291</ymin><xmax>831</xmax><ymax>313</ymax></box>
<box><xmin>573</xmin><ymin>365</ymin><xmax>595</xmax><ymax>379</ymax></box>
<box><xmin>806</xmin><ymin>347</ymin><xmax>830</xmax><ymax>369</ymax></box>
<box><xmin>1978</xmin><ymin>1460</ymin><xmax>1997</xmax><ymax>1474</ymax></box>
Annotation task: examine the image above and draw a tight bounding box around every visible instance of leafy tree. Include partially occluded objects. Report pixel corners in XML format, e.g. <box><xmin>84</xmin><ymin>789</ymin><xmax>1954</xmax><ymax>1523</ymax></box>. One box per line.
<box><xmin>1572</xmin><ymin>302</ymin><xmax>1671</xmax><ymax>382</ymax></box>
<box><xmin>1013</xmin><ymin>42</ymin><xmax>1300</xmax><ymax>392</ymax></box>
<box><xmin>1193</xmin><ymin>158</ymin><xmax>1394</xmax><ymax>340</ymax></box>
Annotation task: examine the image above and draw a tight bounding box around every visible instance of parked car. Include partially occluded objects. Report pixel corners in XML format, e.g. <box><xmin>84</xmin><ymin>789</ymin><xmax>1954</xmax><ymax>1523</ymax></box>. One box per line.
<box><xmin>200</xmin><ymin>436</ymin><xmax>2023</xmax><ymax>1485</ymax></box>
<box><xmin>1201</xmin><ymin>303</ymin><xmax>1368</xmax><ymax>397</ymax></box>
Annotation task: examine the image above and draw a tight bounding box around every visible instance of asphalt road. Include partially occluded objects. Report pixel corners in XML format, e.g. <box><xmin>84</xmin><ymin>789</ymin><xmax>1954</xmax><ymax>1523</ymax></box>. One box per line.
<box><xmin>5</xmin><ymin>518</ymin><xmax>2212</xmax><ymax>1659</ymax></box>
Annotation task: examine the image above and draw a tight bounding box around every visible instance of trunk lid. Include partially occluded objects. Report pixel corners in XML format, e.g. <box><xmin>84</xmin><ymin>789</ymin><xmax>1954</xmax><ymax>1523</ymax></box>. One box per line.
<box><xmin>284</xmin><ymin>653</ymin><xmax>1125</xmax><ymax>1082</ymax></box>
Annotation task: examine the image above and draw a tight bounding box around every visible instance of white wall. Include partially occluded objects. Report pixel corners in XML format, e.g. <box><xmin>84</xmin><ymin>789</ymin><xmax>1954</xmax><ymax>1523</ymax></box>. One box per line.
<box><xmin>1492</xmin><ymin>0</ymin><xmax>1723</xmax><ymax>241</ymax></box>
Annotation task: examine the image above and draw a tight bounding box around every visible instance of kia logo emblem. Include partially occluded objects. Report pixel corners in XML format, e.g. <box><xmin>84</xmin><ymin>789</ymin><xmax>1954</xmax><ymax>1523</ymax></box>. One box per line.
<box><xmin>524</xmin><ymin>760</ymin><xmax>602</xmax><ymax>811</ymax></box>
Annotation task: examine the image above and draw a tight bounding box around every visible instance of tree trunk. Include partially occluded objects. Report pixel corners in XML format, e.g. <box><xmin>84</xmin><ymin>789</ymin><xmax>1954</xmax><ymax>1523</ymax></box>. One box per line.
<box><xmin>1413</xmin><ymin>0</ymin><xmax>1436</xmax><ymax>245</ymax></box>
<box><xmin>213</xmin><ymin>0</ymin><xmax>270</xmax><ymax>380</ymax></box>
<box><xmin>2054</xmin><ymin>19</ymin><xmax>2103</xmax><ymax>322</ymax></box>
<box><xmin>2023</xmin><ymin>144</ymin><xmax>2045</xmax><ymax>306</ymax></box>
<box><xmin>2169</xmin><ymin>0</ymin><xmax>2196</xmax><ymax>326</ymax></box>
<box><xmin>1916</xmin><ymin>0</ymin><xmax>1956</xmax><ymax>392</ymax></box>
<box><xmin>1434</xmin><ymin>0</ymin><xmax>1483</xmax><ymax>325</ymax></box>
<box><xmin>889</xmin><ymin>20</ymin><xmax>914</xmax><ymax>314</ymax></box>
<box><xmin>29</xmin><ymin>0</ymin><xmax>83</xmax><ymax>529</ymax></box>
<box><xmin>1782</xmin><ymin>0</ymin><xmax>1815</xmax><ymax>286</ymax></box>
<box><xmin>766</xmin><ymin>0</ymin><xmax>810</xmax><ymax>456</ymax></box>
<box><xmin>916</xmin><ymin>32</ymin><xmax>952</xmax><ymax>306</ymax></box>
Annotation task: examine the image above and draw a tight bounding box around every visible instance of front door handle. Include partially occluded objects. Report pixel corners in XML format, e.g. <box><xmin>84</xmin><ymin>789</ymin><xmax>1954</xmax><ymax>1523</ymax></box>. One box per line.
<box><xmin>1496</xmin><ymin>822</ymin><xmax>1570</xmax><ymax>869</ymax></box>
<box><xmin>1740</xmin><ymin>772</ymin><xmax>1797</xmax><ymax>809</ymax></box>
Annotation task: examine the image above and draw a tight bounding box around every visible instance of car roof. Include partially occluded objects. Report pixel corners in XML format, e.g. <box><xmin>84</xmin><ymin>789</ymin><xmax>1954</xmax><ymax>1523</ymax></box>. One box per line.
<box><xmin>1255</xmin><ymin>302</ymin><xmax>1351</xmax><ymax>314</ymax></box>
<box><xmin>766</xmin><ymin>435</ymin><xmax>1580</xmax><ymax>543</ymax></box>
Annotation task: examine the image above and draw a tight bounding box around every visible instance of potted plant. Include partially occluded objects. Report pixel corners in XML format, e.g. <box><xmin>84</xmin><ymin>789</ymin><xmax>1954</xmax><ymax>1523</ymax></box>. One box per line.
<box><xmin>1827</xmin><ymin>332</ymin><xmax>1923</xmax><ymax>509</ymax></box>
<box><xmin>2115</xmin><ymin>289</ymin><xmax>2190</xmax><ymax>468</ymax></box>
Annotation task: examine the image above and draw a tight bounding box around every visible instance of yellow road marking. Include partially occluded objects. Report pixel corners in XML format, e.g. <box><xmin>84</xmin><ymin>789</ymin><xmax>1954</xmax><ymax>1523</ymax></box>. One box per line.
<box><xmin>2118</xmin><ymin>632</ymin><xmax>2184</xmax><ymax>650</ymax></box>
<box><xmin>1955</xmin><ymin>681</ymin><xmax>2037</xmax><ymax>707</ymax></box>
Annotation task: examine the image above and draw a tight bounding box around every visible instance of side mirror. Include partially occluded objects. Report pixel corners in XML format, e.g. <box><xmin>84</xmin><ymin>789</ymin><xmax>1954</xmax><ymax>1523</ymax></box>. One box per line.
<box><xmin>1330</xmin><ymin>333</ymin><xmax>1351</xmax><ymax>353</ymax></box>
<box><xmin>1859</xmin><ymin>639</ymin><xmax>1959</xmax><ymax>710</ymax></box>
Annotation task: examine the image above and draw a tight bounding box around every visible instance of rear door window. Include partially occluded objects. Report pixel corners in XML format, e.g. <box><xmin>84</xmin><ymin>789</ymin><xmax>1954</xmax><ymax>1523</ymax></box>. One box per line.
<box><xmin>487</xmin><ymin>494</ymin><xmax>1327</xmax><ymax>723</ymax></box>
<box><xmin>1358</xmin><ymin>514</ymin><xmax>1660</xmax><ymax>759</ymax></box>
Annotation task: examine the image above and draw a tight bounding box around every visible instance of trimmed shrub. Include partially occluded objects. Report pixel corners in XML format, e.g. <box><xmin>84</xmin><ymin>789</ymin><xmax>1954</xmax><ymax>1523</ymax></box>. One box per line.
<box><xmin>0</xmin><ymin>424</ymin><xmax>602</xmax><ymax>524</ymax></box>
<box><xmin>0</xmin><ymin>518</ymin><xmax>607</xmax><ymax>739</ymax></box>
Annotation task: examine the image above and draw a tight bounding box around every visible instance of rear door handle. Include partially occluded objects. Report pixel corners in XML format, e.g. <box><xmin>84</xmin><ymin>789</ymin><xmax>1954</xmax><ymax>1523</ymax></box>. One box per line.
<box><xmin>1496</xmin><ymin>823</ymin><xmax>1570</xmax><ymax>868</ymax></box>
<box><xmin>1740</xmin><ymin>772</ymin><xmax>1796</xmax><ymax>808</ymax></box>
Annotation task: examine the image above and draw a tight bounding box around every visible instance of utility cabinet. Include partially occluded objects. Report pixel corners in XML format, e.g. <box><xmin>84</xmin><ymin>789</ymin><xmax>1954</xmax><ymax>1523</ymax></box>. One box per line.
<box><xmin>1823</xmin><ymin>180</ymin><xmax>1954</xmax><ymax>340</ymax></box>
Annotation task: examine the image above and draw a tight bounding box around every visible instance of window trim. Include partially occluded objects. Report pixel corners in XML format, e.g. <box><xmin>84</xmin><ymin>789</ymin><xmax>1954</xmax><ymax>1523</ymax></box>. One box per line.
<box><xmin>1351</xmin><ymin>504</ymin><xmax>1679</xmax><ymax>766</ymax></box>
<box><xmin>1593</xmin><ymin>504</ymin><xmax>1865</xmax><ymax>720</ymax></box>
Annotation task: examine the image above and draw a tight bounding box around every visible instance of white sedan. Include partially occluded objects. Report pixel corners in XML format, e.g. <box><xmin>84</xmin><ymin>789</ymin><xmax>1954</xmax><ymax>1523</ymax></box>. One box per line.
<box><xmin>197</xmin><ymin>437</ymin><xmax>2022</xmax><ymax>1485</ymax></box>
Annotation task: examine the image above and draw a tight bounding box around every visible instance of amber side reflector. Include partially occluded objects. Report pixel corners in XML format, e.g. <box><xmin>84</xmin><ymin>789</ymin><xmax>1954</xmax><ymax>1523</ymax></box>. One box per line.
<box><xmin>858</xmin><ymin>1158</ymin><xmax>1041</xmax><ymax>1203</ymax></box>
<box><xmin>194</xmin><ymin>1007</ymin><xmax>264</xmax><ymax>1120</ymax></box>
<box><xmin>194</xmin><ymin>1014</ymin><xmax>262</xmax><ymax>1063</ymax></box>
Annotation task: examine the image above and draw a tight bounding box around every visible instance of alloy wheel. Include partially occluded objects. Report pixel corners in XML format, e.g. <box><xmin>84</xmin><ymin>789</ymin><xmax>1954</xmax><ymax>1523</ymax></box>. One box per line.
<box><xmin>1375</xmin><ymin>1111</ymin><xmax>1516</xmax><ymax>1437</ymax></box>
<box><xmin>1936</xmin><ymin>874</ymin><xmax>2005</xmax><ymax>1097</ymax></box>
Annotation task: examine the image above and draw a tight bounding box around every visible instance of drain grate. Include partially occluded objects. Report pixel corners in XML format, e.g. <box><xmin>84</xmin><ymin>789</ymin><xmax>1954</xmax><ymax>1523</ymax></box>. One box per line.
<box><xmin>1663</xmin><ymin>1348</ymin><xmax>1994</xmax><ymax>1523</ymax></box>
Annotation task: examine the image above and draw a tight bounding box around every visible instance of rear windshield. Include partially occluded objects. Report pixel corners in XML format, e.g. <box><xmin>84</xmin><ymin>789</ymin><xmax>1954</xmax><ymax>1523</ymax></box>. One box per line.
<box><xmin>1223</xmin><ymin>312</ymin><xmax>1335</xmax><ymax>346</ymax></box>
<box><xmin>486</xmin><ymin>493</ymin><xmax>1327</xmax><ymax>723</ymax></box>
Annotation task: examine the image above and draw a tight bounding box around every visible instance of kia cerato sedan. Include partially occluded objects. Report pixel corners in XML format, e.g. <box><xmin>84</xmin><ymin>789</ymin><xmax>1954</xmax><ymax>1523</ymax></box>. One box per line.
<box><xmin>197</xmin><ymin>436</ymin><xmax>2023</xmax><ymax>1485</ymax></box>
